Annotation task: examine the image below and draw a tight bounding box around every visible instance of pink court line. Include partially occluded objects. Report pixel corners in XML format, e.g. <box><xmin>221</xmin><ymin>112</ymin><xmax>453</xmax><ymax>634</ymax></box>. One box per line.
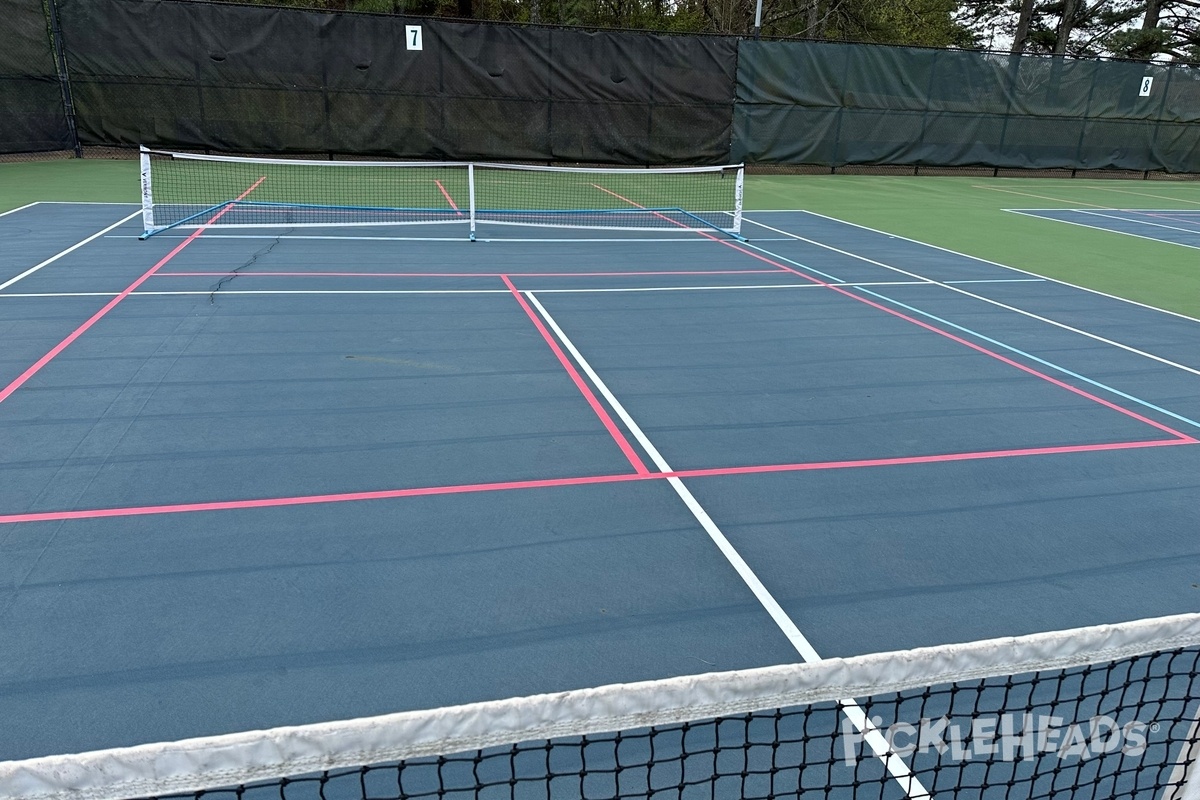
<box><xmin>0</xmin><ymin>178</ymin><xmax>267</xmax><ymax>407</ymax></box>
<box><xmin>154</xmin><ymin>269</ymin><xmax>783</xmax><ymax>278</ymax></box>
<box><xmin>434</xmin><ymin>180</ymin><xmax>461</xmax><ymax>215</ymax></box>
<box><xmin>502</xmin><ymin>274</ymin><xmax>649</xmax><ymax>475</ymax></box>
<box><xmin>591</xmin><ymin>185</ymin><xmax>1195</xmax><ymax>443</ymax></box>
<box><xmin>0</xmin><ymin>437</ymin><xmax>1191</xmax><ymax>525</ymax></box>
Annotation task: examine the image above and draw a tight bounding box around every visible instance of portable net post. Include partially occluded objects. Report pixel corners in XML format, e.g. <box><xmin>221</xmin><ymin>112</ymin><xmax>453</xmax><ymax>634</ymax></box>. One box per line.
<box><xmin>138</xmin><ymin>145</ymin><xmax>154</xmax><ymax>238</ymax></box>
<box><xmin>468</xmin><ymin>162</ymin><xmax>476</xmax><ymax>242</ymax></box>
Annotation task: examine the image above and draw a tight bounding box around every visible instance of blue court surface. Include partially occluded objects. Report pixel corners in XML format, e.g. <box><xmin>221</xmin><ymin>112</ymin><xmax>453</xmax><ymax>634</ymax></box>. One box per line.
<box><xmin>2</xmin><ymin>202</ymin><xmax>1199</xmax><ymax>761</ymax></box>
<box><xmin>1009</xmin><ymin>207</ymin><xmax>1200</xmax><ymax>250</ymax></box>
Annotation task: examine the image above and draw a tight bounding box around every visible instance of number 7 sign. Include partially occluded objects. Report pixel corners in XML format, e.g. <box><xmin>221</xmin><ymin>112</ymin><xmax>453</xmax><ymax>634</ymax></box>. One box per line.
<box><xmin>406</xmin><ymin>25</ymin><xmax>423</xmax><ymax>51</ymax></box>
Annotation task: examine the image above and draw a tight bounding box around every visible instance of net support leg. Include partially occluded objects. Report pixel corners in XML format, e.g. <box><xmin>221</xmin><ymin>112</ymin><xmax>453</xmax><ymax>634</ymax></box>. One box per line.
<box><xmin>468</xmin><ymin>163</ymin><xmax>476</xmax><ymax>242</ymax></box>
<box><xmin>138</xmin><ymin>145</ymin><xmax>155</xmax><ymax>240</ymax></box>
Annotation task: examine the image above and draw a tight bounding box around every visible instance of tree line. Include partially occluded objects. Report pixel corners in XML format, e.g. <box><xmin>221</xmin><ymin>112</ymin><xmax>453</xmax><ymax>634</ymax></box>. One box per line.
<box><xmin>212</xmin><ymin>0</ymin><xmax>1197</xmax><ymax>61</ymax></box>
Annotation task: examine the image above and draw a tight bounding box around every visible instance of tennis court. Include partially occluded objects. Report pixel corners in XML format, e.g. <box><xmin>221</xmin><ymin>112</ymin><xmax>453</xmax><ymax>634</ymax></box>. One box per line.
<box><xmin>1</xmin><ymin>166</ymin><xmax>1199</xmax><ymax>798</ymax></box>
<box><xmin>1008</xmin><ymin>208</ymin><xmax>1200</xmax><ymax>250</ymax></box>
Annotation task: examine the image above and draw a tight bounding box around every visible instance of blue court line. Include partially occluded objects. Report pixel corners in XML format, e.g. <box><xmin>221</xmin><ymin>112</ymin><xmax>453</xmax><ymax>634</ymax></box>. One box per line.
<box><xmin>853</xmin><ymin>286</ymin><xmax>1200</xmax><ymax>432</ymax></box>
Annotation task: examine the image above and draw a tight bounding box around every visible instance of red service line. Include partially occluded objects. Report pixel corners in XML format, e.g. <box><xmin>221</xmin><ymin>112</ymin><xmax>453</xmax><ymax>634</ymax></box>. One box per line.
<box><xmin>502</xmin><ymin>274</ymin><xmax>650</xmax><ymax>475</ymax></box>
<box><xmin>434</xmin><ymin>179</ymin><xmax>462</xmax><ymax>215</ymax></box>
<box><xmin>591</xmin><ymin>185</ymin><xmax>1194</xmax><ymax>442</ymax></box>
<box><xmin>0</xmin><ymin>178</ymin><xmax>267</xmax><ymax>407</ymax></box>
<box><xmin>0</xmin><ymin>437</ymin><xmax>1191</xmax><ymax>526</ymax></box>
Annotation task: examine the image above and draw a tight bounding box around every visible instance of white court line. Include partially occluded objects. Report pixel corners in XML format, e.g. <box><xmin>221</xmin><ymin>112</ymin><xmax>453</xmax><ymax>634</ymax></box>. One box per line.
<box><xmin>1084</xmin><ymin>185</ymin><xmax>1200</xmax><ymax>207</ymax></box>
<box><xmin>0</xmin><ymin>292</ymin><xmax>121</xmax><ymax>298</ymax></box>
<box><xmin>789</xmin><ymin>209</ymin><xmax>1200</xmax><ymax>324</ymax></box>
<box><xmin>133</xmin><ymin>289</ymin><xmax>506</xmax><ymax>296</ymax></box>
<box><xmin>945</xmin><ymin>278</ymin><xmax>1045</xmax><ymax>284</ymax></box>
<box><xmin>0</xmin><ymin>202</ymin><xmax>41</xmax><ymax>218</ymax></box>
<box><xmin>1076</xmin><ymin>209</ymin><xmax>1200</xmax><ymax>237</ymax></box>
<box><xmin>532</xmin><ymin>279</ymin><xmax>1040</xmax><ymax>294</ymax></box>
<box><xmin>106</xmin><ymin>234</ymin><xmax>796</xmax><ymax>243</ymax></box>
<box><xmin>0</xmin><ymin>211</ymin><xmax>142</xmax><ymax>292</ymax></box>
<box><xmin>33</xmin><ymin>201</ymin><xmax>141</xmax><ymax>206</ymax></box>
<box><xmin>1</xmin><ymin>291</ymin><xmax>507</xmax><ymax>297</ymax></box>
<box><xmin>533</xmin><ymin>281</ymin><xmax>928</xmax><ymax>293</ymax></box>
<box><xmin>524</xmin><ymin>291</ymin><xmax>930</xmax><ymax>799</ymax></box>
<box><xmin>1005</xmin><ymin>209</ymin><xmax>1200</xmax><ymax>252</ymax></box>
<box><xmin>0</xmin><ymin>279</ymin><xmax>1046</xmax><ymax>299</ymax></box>
<box><xmin>853</xmin><ymin>287</ymin><xmax>1200</xmax><ymax>431</ymax></box>
<box><xmin>745</xmin><ymin>215</ymin><xmax>1200</xmax><ymax>379</ymax></box>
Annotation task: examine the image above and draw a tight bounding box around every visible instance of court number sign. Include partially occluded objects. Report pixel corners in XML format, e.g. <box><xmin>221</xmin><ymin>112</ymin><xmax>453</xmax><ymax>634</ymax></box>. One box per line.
<box><xmin>1139</xmin><ymin>76</ymin><xmax>1153</xmax><ymax>96</ymax></box>
<box><xmin>406</xmin><ymin>25</ymin><xmax>423</xmax><ymax>50</ymax></box>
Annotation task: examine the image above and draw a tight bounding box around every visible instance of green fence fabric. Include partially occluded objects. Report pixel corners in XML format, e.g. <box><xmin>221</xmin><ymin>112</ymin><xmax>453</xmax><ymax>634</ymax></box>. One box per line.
<box><xmin>0</xmin><ymin>0</ymin><xmax>71</xmax><ymax>154</ymax></box>
<box><xmin>734</xmin><ymin>39</ymin><xmax>1199</xmax><ymax>172</ymax></box>
<box><xmin>57</xmin><ymin>0</ymin><xmax>736</xmax><ymax>164</ymax></box>
<box><xmin>4</xmin><ymin>0</ymin><xmax>1197</xmax><ymax>172</ymax></box>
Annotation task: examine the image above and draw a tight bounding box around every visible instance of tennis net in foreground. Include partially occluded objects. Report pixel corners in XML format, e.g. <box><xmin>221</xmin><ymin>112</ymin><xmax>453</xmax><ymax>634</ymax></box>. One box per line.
<box><xmin>2</xmin><ymin>614</ymin><xmax>1197</xmax><ymax>800</ymax></box>
<box><xmin>138</xmin><ymin>148</ymin><xmax>744</xmax><ymax>240</ymax></box>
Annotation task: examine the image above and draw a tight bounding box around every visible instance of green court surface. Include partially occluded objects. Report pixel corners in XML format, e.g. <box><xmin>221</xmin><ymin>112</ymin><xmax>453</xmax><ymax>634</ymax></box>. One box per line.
<box><xmin>3</xmin><ymin>158</ymin><xmax>1198</xmax><ymax>317</ymax></box>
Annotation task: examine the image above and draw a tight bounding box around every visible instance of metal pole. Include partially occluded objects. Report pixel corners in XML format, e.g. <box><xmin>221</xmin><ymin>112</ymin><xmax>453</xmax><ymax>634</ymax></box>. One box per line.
<box><xmin>752</xmin><ymin>0</ymin><xmax>762</xmax><ymax>38</ymax></box>
<box><xmin>44</xmin><ymin>0</ymin><xmax>82</xmax><ymax>158</ymax></box>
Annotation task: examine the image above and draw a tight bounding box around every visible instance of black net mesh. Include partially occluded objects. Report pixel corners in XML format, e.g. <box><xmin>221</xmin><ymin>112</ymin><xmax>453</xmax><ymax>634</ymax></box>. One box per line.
<box><xmin>4</xmin><ymin>616</ymin><xmax>1198</xmax><ymax>800</ymax></box>
<box><xmin>141</xmin><ymin>150</ymin><xmax>744</xmax><ymax>236</ymax></box>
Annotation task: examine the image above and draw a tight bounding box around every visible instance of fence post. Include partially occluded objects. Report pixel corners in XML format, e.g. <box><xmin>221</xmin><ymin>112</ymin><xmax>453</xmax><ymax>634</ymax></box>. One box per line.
<box><xmin>44</xmin><ymin>0</ymin><xmax>82</xmax><ymax>158</ymax></box>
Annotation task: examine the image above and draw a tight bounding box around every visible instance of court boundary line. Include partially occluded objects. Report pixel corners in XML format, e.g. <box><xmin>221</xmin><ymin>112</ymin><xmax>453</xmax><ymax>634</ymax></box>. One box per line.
<box><xmin>0</xmin><ymin>278</ymin><xmax>1051</xmax><ymax>297</ymax></box>
<box><xmin>1125</xmin><ymin>210</ymin><xmax>1200</xmax><ymax>227</ymax></box>
<box><xmin>0</xmin><ymin>280</ymin><xmax>1046</xmax><ymax>299</ymax></box>
<box><xmin>1074</xmin><ymin>209</ymin><xmax>1200</xmax><ymax>239</ymax></box>
<box><xmin>640</xmin><ymin>216</ymin><xmax>1196</xmax><ymax>441</ymax></box>
<box><xmin>501</xmin><ymin>274</ymin><xmax>649</xmax><ymax>475</ymax></box>
<box><xmin>524</xmin><ymin>290</ymin><xmax>929</xmax><ymax>799</ymax></box>
<box><xmin>765</xmin><ymin>209</ymin><xmax>1200</xmax><ymax>324</ymax></box>
<box><xmin>0</xmin><ymin>202</ymin><xmax>40</xmax><ymax>218</ymax></box>
<box><xmin>30</xmin><ymin>201</ymin><xmax>141</xmax><ymax>206</ymax></box>
<box><xmin>0</xmin><ymin>210</ymin><xmax>142</xmax><ymax>292</ymax></box>
<box><xmin>572</xmin><ymin>190</ymin><xmax>1196</xmax><ymax>440</ymax></box>
<box><xmin>739</xmin><ymin>219</ymin><xmax>1200</xmax><ymax>429</ymax></box>
<box><xmin>107</xmin><ymin>234</ymin><xmax>792</xmax><ymax>243</ymax></box>
<box><xmin>749</xmin><ymin>215</ymin><xmax>1200</xmax><ymax>378</ymax></box>
<box><xmin>969</xmin><ymin>184</ymin><xmax>1117</xmax><ymax>208</ymax></box>
<box><xmin>1006</xmin><ymin>209</ymin><xmax>1200</xmax><ymax>251</ymax></box>
<box><xmin>153</xmin><ymin>269</ymin><xmax>785</xmax><ymax>278</ymax></box>
<box><xmin>1085</xmin><ymin>185</ymin><xmax>1200</xmax><ymax>206</ymax></box>
<box><xmin>0</xmin><ymin>438</ymin><xmax>1189</xmax><ymax>526</ymax></box>
<box><xmin>854</xmin><ymin>286</ymin><xmax>1200</xmax><ymax>431</ymax></box>
<box><xmin>433</xmin><ymin>179</ymin><xmax>461</xmax><ymax>215</ymax></box>
<box><xmin>0</xmin><ymin>180</ymin><xmax>265</xmax><ymax>406</ymax></box>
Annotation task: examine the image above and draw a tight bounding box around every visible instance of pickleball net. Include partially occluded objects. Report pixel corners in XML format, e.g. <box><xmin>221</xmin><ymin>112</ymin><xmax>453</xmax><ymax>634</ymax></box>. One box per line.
<box><xmin>3</xmin><ymin>613</ymin><xmax>1198</xmax><ymax>800</ymax></box>
<box><xmin>138</xmin><ymin>149</ymin><xmax>745</xmax><ymax>240</ymax></box>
